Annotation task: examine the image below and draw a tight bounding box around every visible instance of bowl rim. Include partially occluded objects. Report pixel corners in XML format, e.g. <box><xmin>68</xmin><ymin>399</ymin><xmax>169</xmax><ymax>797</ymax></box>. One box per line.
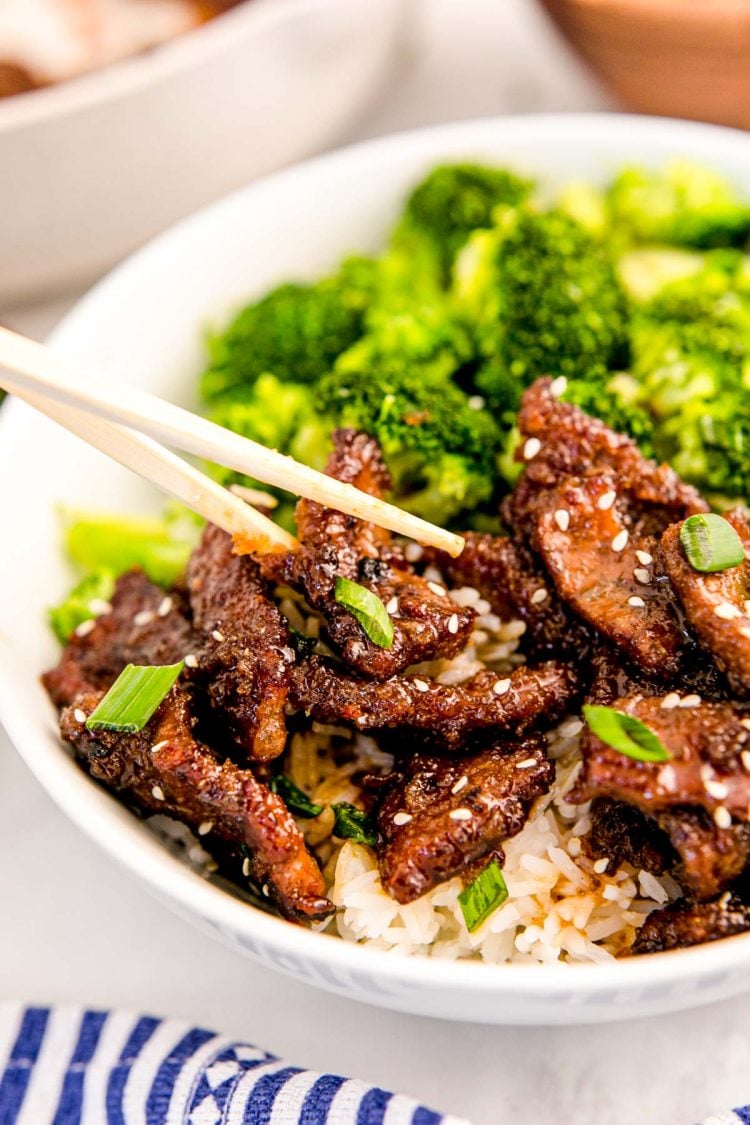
<box><xmin>0</xmin><ymin>0</ymin><xmax>356</xmax><ymax>134</ymax></box>
<box><xmin>6</xmin><ymin>110</ymin><xmax>750</xmax><ymax>1003</ymax></box>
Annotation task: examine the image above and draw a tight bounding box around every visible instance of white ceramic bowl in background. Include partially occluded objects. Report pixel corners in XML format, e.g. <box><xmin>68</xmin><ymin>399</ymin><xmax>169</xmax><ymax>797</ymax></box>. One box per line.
<box><xmin>0</xmin><ymin>0</ymin><xmax>405</xmax><ymax>305</ymax></box>
<box><xmin>3</xmin><ymin>114</ymin><xmax>750</xmax><ymax>1025</ymax></box>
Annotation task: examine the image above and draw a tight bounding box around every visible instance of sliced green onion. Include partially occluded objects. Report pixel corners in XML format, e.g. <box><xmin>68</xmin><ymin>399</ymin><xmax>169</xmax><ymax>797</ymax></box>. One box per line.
<box><xmin>583</xmin><ymin>704</ymin><xmax>670</xmax><ymax>763</ymax></box>
<box><xmin>679</xmin><ymin>513</ymin><xmax>745</xmax><ymax>574</ymax></box>
<box><xmin>458</xmin><ymin>860</ymin><xmax>508</xmax><ymax>933</ymax></box>
<box><xmin>334</xmin><ymin>577</ymin><xmax>394</xmax><ymax>649</ymax></box>
<box><xmin>332</xmin><ymin>802</ymin><xmax>378</xmax><ymax>846</ymax></box>
<box><xmin>86</xmin><ymin>662</ymin><xmax>184</xmax><ymax>733</ymax></box>
<box><xmin>270</xmin><ymin>774</ymin><xmax>324</xmax><ymax>819</ymax></box>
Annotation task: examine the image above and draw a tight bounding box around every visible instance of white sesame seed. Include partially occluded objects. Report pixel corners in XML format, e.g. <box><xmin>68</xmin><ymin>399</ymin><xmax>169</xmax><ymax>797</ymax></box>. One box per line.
<box><xmin>211</xmin><ymin>629</ymin><xmax>225</xmax><ymax>643</ymax></box>
<box><xmin>660</xmin><ymin>693</ymin><xmax>681</xmax><ymax>710</ymax></box>
<box><xmin>523</xmin><ymin>437</ymin><xmax>542</xmax><ymax>460</ymax></box>
<box><xmin>242</xmin><ymin>858</ymin><xmax>251</xmax><ymax>878</ymax></box>
<box><xmin>393</xmin><ymin>811</ymin><xmax>412</xmax><ymax>826</ymax></box>
<box><xmin>719</xmin><ymin>891</ymin><xmax>732</xmax><ymax>908</ymax></box>
<box><xmin>493</xmin><ymin>677</ymin><xmax>511</xmax><ymax>696</ymax></box>
<box><xmin>468</xmin><ymin>395</ymin><xmax>485</xmax><ymax>410</ymax></box>
<box><xmin>628</xmin><ymin>596</ymin><xmax>646</xmax><ymax>608</ymax></box>
<box><xmin>198</xmin><ymin>820</ymin><xmax>213</xmax><ymax>836</ymax></box>
<box><xmin>679</xmin><ymin>693</ymin><xmax>701</xmax><ymax>708</ymax></box>
<box><xmin>593</xmin><ymin>857</ymin><xmax>609</xmax><ymax>875</ymax></box>
<box><xmin>658</xmin><ymin>765</ymin><xmax>677</xmax><ymax>792</ymax></box>
<box><xmin>700</xmin><ymin>764</ymin><xmax>715</xmax><ymax>785</ymax></box>
<box><xmin>404</xmin><ymin>543</ymin><xmax>423</xmax><ymax>563</ymax></box>
<box><xmin>611</xmin><ymin>530</ymin><xmax>629</xmax><ymax>553</ymax></box>
<box><xmin>184</xmin><ymin>654</ymin><xmax>198</xmax><ymax>669</ymax></box>
<box><xmin>157</xmin><ymin>596</ymin><xmax>173</xmax><ymax>617</ymax></box>
<box><xmin>550</xmin><ymin>375</ymin><xmax>568</xmax><ymax>398</ymax></box>
<box><xmin>597</xmin><ymin>491</ymin><xmax>616</xmax><ymax>511</ymax></box>
<box><xmin>706</xmin><ymin>779</ymin><xmax>729</xmax><ymax>800</ymax></box>
<box><xmin>554</xmin><ymin>509</ymin><xmax>570</xmax><ymax>532</ymax></box>
<box><xmin>715</xmin><ymin>602</ymin><xmax>741</xmax><ymax>620</ymax></box>
<box><xmin>151</xmin><ymin>740</ymin><xmax>168</xmax><ymax>755</ymax></box>
<box><xmin>427</xmin><ymin>581</ymin><xmax>446</xmax><ymax>598</ymax></box>
<box><xmin>73</xmin><ymin>708</ymin><xmax>87</xmax><ymax>724</ymax></box>
<box><xmin>152</xmin><ymin>785</ymin><xmax>165</xmax><ymax>802</ymax></box>
<box><xmin>88</xmin><ymin>598</ymin><xmax>112</xmax><ymax>616</ymax></box>
<box><xmin>529</xmin><ymin>587</ymin><xmax>548</xmax><ymax>606</ymax></box>
<box><xmin>742</xmin><ymin>750</ymin><xmax>750</xmax><ymax>772</ymax></box>
<box><xmin>567</xmin><ymin>837</ymin><xmax>582</xmax><ymax>857</ymax></box>
<box><xmin>635</xmin><ymin>550</ymin><xmax>653</xmax><ymax>566</ymax></box>
<box><xmin>386</xmin><ymin>596</ymin><xmax>399</xmax><ymax>615</ymax></box>
<box><xmin>633</xmin><ymin>568</ymin><xmax>651</xmax><ymax>584</ymax></box>
<box><xmin>516</xmin><ymin>758</ymin><xmax>537</xmax><ymax>769</ymax></box>
<box><xmin>413</xmin><ymin>678</ymin><xmax>430</xmax><ymax>693</ymax></box>
<box><xmin>447</xmin><ymin>613</ymin><xmax>459</xmax><ymax>634</ymax></box>
<box><xmin>75</xmin><ymin>619</ymin><xmax>96</xmax><ymax>638</ymax></box>
<box><xmin>714</xmin><ymin>806</ymin><xmax>732</xmax><ymax>830</ymax></box>
<box><xmin>133</xmin><ymin>610</ymin><xmax>154</xmax><ymax>627</ymax></box>
<box><xmin>262</xmin><ymin>884</ymin><xmax>270</xmax><ymax>897</ymax></box>
<box><xmin>449</xmin><ymin>808</ymin><xmax>473</xmax><ymax>821</ymax></box>
<box><xmin>451</xmin><ymin>775</ymin><xmax>469</xmax><ymax>795</ymax></box>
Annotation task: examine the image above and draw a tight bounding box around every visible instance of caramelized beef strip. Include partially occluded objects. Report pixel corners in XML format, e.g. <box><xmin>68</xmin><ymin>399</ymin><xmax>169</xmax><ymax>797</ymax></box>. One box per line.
<box><xmin>633</xmin><ymin>895</ymin><xmax>750</xmax><ymax>954</ymax></box>
<box><xmin>427</xmin><ymin>532</ymin><xmax>591</xmax><ymax>661</ymax></box>
<box><xmin>657</xmin><ymin>808</ymin><xmax>750</xmax><ymax>902</ymax></box>
<box><xmin>43</xmin><ymin>570</ymin><xmax>197</xmax><ymax>709</ymax></box>
<box><xmin>262</xmin><ymin>430</ymin><xmax>475</xmax><ymax>679</ymax></box>
<box><xmin>376</xmin><ymin>738</ymin><xmax>554</xmax><ymax>903</ymax></box>
<box><xmin>586</xmin><ymin>798</ymin><xmax>750</xmax><ymax>901</ymax></box>
<box><xmin>585</xmin><ymin>797</ymin><xmax>672</xmax><ymax>877</ymax></box>
<box><xmin>290</xmin><ymin>655</ymin><xmax>579</xmax><ymax>749</ymax></box>
<box><xmin>573</xmin><ymin>695</ymin><xmax>750</xmax><ymax>821</ymax></box>
<box><xmin>60</xmin><ymin>687</ymin><xmax>332</xmax><ymax>922</ymax></box>
<box><xmin>505</xmin><ymin>378</ymin><xmax>707</xmax><ymax>679</ymax></box>
<box><xmin>187</xmin><ymin>523</ymin><xmax>294</xmax><ymax>761</ymax></box>
<box><xmin>662</xmin><ymin>510</ymin><xmax>750</xmax><ymax>697</ymax></box>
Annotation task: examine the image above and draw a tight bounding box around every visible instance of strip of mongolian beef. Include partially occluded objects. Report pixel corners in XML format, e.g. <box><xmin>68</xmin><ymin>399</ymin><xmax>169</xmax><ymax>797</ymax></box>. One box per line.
<box><xmin>43</xmin><ymin>380</ymin><xmax>750</xmax><ymax>954</ymax></box>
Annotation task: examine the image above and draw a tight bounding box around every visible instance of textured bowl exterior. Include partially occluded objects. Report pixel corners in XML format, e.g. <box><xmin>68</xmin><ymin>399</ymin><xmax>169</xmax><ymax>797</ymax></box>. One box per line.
<box><xmin>539</xmin><ymin>0</ymin><xmax>750</xmax><ymax>129</ymax></box>
<box><xmin>4</xmin><ymin>114</ymin><xmax>750</xmax><ymax>1024</ymax></box>
<box><xmin>0</xmin><ymin>0</ymin><xmax>404</xmax><ymax>302</ymax></box>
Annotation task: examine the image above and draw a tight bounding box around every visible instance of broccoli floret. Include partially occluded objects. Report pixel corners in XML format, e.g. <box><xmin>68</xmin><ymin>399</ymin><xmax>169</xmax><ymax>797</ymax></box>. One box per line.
<box><xmin>200</xmin><ymin>279</ymin><xmax>366</xmax><ymax>401</ymax></box>
<box><xmin>608</xmin><ymin>161</ymin><xmax>750</xmax><ymax>249</ymax></box>
<box><xmin>617</xmin><ymin>247</ymin><xmax>707</xmax><ymax>302</ymax></box>
<box><xmin>318</xmin><ymin>316</ymin><xmax>501</xmax><ymax>523</ymax></box>
<box><xmin>629</xmin><ymin>254</ymin><xmax>750</xmax><ymax>498</ymax></box>
<box><xmin>48</xmin><ymin>569</ymin><xmax>116</xmax><ymax>644</ymax></box>
<box><xmin>457</xmin><ymin>206</ymin><xmax>629</xmax><ymax>406</ymax></box>
<box><xmin>397</xmin><ymin>163</ymin><xmax>533</xmax><ymax>284</ymax></box>
<box><xmin>562</xmin><ymin>373</ymin><xmax>656</xmax><ymax>457</ymax></box>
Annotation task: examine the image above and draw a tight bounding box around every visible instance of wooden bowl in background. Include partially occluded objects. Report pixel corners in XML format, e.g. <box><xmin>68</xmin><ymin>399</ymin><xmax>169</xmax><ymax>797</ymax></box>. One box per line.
<box><xmin>538</xmin><ymin>0</ymin><xmax>750</xmax><ymax>129</ymax></box>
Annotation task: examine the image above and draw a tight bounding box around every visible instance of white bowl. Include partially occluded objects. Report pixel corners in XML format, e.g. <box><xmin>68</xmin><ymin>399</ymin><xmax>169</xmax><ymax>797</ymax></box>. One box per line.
<box><xmin>3</xmin><ymin>114</ymin><xmax>750</xmax><ymax>1025</ymax></box>
<box><xmin>0</xmin><ymin>0</ymin><xmax>405</xmax><ymax>304</ymax></box>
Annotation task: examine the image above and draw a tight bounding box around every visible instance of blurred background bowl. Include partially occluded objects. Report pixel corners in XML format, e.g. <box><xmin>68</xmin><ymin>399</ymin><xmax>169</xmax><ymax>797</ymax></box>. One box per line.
<box><xmin>0</xmin><ymin>0</ymin><xmax>405</xmax><ymax>306</ymax></box>
<box><xmin>538</xmin><ymin>0</ymin><xmax>750</xmax><ymax>130</ymax></box>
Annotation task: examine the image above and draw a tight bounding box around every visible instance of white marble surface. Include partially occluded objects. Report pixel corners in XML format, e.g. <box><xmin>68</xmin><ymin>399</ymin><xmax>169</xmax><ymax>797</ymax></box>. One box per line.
<box><xmin>2</xmin><ymin>3</ymin><xmax>750</xmax><ymax>1123</ymax></box>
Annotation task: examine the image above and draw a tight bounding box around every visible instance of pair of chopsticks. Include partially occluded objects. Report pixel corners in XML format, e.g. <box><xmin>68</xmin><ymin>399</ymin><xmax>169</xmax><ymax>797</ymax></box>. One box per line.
<box><xmin>0</xmin><ymin>326</ymin><xmax>465</xmax><ymax>557</ymax></box>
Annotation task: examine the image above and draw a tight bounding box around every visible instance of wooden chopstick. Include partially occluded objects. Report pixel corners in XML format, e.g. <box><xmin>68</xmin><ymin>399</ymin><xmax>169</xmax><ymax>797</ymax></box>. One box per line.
<box><xmin>0</xmin><ymin>326</ymin><xmax>465</xmax><ymax>557</ymax></box>
<box><xmin>15</xmin><ymin>388</ymin><xmax>296</xmax><ymax>553</ymax></box>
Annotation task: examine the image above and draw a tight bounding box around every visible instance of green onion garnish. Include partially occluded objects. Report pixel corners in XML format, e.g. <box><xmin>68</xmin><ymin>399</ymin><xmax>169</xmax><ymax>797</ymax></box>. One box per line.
<box><xmin>334</xmin><ymin>577</ymin><xmax>394</xmax><ymax>649</ymax></box>
<box><xmin>583</xmin><ymin>704</ymin><xmax>670</xmax><ymax>763</ymax></box>
<box><xmin>270</xmin><ymin>774</ymin><xmax>324</xmax><ymax>819</ymax></box>
<box><xmin>679</xmin><ymin>513</ymin><xmax>745</xmax><ymax>574</ymax></box>
<box><xmin>332</xmin><ymin>802</ymin><xmax>378</xmax><ymax>846</ymax></box>
<box><xmin>86</xmin><ymin>662</ymin><xmax>184</xmax><ymax>733</ymax></box>
<box><xmin>458</xmin><ymin>860</ymin><xmax>508</xmax><ymax>933</ymax></box>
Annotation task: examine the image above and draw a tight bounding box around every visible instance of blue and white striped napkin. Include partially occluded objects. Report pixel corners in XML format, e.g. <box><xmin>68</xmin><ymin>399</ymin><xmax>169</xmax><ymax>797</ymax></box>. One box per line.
<box><xmin>0</xmin><ymin>1004</ymin><xmax>467</xmax><ymax>1124</ymax></box>
<box><xmin>701</xmin><ymin>1112</ymin><xmax>750</xmax><ymax>1124</ymax></box>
